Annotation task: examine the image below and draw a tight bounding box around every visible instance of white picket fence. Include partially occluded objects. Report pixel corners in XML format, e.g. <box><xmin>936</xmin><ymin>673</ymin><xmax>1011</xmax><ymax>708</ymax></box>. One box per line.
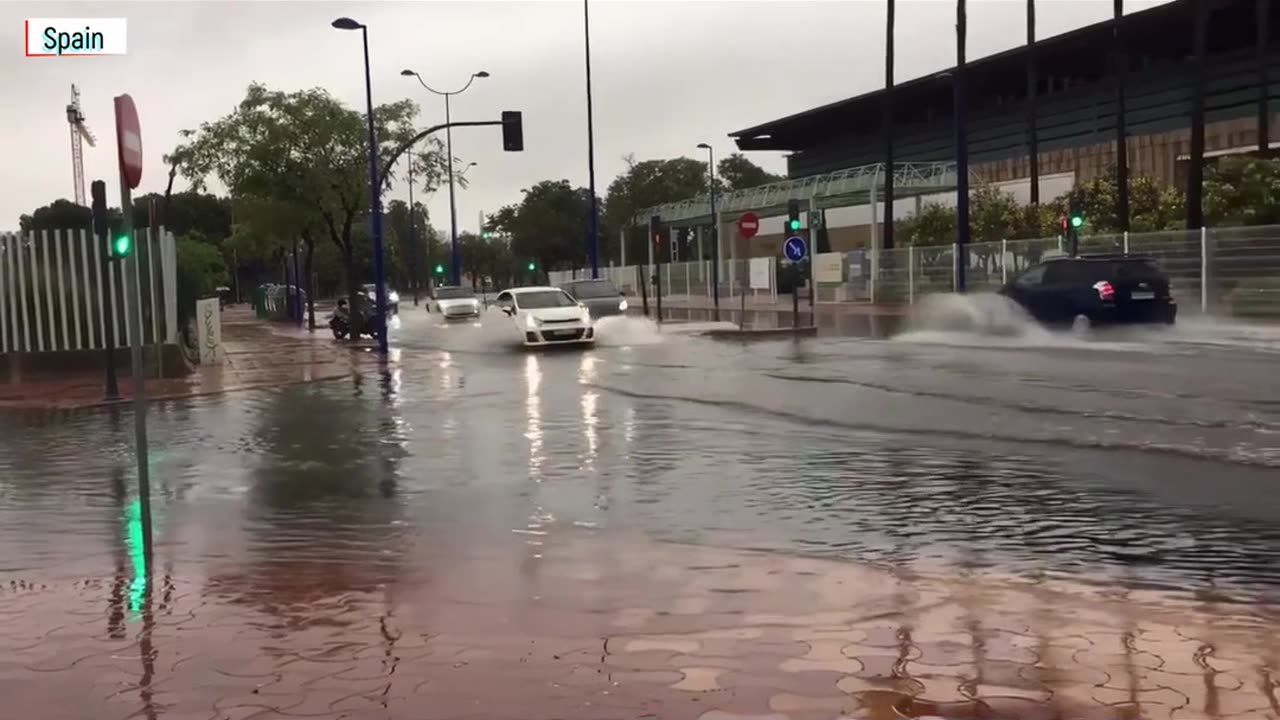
<box><xmin>550</xmin><ymin>225</ymin><xmax>1280</xmax><ymax>318</ymax></box>
<box><xmin>0</xmin><ymin>227</ymin><xmax>177</xmax><ymax>354</ymax></box>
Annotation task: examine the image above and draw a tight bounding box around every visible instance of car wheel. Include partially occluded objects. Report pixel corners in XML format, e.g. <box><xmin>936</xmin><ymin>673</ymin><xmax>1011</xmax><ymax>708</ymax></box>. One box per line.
<box><xmin>1071</xmin><ymin>314</ymin><xmax>1092</xmax><ymax>337</ymax></box>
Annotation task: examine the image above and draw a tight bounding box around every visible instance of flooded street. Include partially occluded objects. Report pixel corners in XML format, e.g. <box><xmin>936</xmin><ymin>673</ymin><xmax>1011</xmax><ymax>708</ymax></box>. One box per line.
<box><xmin>3</xmin><ymin>306</ymin><xmax>1280</xmax><ymax>719</ymax></box>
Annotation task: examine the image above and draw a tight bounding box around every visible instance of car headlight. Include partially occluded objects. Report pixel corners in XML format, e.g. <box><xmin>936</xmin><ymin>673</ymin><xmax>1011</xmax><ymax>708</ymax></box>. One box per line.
<box><xmin>523</xmin><ymin>314</ymin><xmax>539</xmax><ymax>330</ymax></box>
<box><xmin>366</xmin><ymin>291</ymin><xmax>376</xmax><ymax>301</ymax></box>
<box><xmin>618</xmin><ymin>299</ymin><xmax>628</xmax><ymax>311</ymax></box>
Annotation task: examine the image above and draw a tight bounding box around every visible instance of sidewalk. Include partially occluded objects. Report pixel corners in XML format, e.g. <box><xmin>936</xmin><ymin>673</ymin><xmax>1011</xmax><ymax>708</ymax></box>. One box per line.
<box><xmin>0</xmin><ymin>308</ymin><xmax>360</xmax><ymax>410</ymax></box>
<box><xmin>4</xmin><ymin>531</ymin><xmax>1276</xmax><ymax>719</ymax></box>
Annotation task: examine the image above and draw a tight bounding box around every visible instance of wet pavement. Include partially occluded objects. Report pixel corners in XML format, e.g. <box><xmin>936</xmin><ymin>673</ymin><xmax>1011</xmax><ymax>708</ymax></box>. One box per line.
<box><xmin>2</xmin><ymin>300</ymin><xmax>1280</xmax><ymax>719</ymax></box>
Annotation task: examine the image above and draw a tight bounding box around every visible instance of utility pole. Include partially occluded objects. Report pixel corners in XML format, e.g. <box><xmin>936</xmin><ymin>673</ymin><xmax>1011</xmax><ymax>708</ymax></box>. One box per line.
<box><xmin>883</xmin><ymin>0</ymin><xmax>896</xmax><ymax>250</ymax></box>
<box><xmin>1114</xmin><ymin>0</ymin><xmax>1130</xmax><ymax>232</ymax></box>
<box><xmin>954</xmin><ymin>0</ymin><xmax>970</xmax><ymax>292</ymax></box>
<box><xmin>1027</xmin><ymin>0</ymin><xmax>1040</xmax><ymax>205</ymax></box>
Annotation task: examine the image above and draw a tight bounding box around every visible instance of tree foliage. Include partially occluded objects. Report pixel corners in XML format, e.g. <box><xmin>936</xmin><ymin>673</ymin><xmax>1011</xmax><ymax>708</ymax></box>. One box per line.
<box><xmin>1204</xmin><ymin>156</ymin><xmax>1280</xmax><ymax>227</ymax></box>
<box><xmin>169</xmin><ymin>83</ymin><xmax>450</xmax><ymax>324</ymax></box>
<box><xmin>18</xmin><ymin>192</ymin><xmax>229</xmax><ymax>239</ymax></box>
<box><xmin>717</xmin><ymin>152</ymin><xmax>783</xmax><ymax>191</ymax></box>
<box><xmin>897</xmin><ymin>173</ymin><xmax>1190</xmax><ymax>249</ymax></box>
<box><xmin>488</xmin><ymin>180</ymin><xmax>598</xmax><ymax>272</ymax></box>
<box><xmin>602</xmin><ymin>155</ymin><xmax>709</xmax><ymax>264</ymax></box>
<box><xmin>175</xmin><ymin>233</ymin><xmax>229</xmax><ymax>330</ymax></box>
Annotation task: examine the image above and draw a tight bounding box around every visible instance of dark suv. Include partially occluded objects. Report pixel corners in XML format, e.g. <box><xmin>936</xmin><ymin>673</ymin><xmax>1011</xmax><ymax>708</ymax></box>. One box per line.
<box><xmin>998</xmin><ymin>255</ymin><xmax>1177</xmax><ymax>329</ymax></box>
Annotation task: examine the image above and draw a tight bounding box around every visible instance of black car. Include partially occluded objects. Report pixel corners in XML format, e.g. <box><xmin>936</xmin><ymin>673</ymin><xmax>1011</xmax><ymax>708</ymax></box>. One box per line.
<box><xmin>559</xmin><ymin>279</ymin><xmax>629</xmax><ymax>318</ymax></box>
<box><xmin>998</xmin><ymin>254</ymin><xmax>1177</xmax><ymax>329</ymax></box>
<box><xmin>360</xmin><ymin>283</ymin><xmax>400</xmax><ymax>315</ymax></box>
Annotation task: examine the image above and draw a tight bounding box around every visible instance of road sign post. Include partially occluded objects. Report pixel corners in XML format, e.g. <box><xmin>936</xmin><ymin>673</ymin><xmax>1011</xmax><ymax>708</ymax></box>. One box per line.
<box><xmin>114</xmin><ymin>93</ymin><xmax>152</xmax><ymax>561</ymax></box>
<box><xmin>783</xmin><ymin>236</ymin><xmax>807</xmax><ymax>329</ymax></box>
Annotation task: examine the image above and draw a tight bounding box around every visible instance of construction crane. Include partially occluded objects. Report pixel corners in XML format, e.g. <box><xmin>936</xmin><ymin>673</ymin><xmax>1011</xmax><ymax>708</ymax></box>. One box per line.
<box><xmin>66</xmin><ymin>84</ymin><xmax>96</xmax><ymax>206</ymax></box>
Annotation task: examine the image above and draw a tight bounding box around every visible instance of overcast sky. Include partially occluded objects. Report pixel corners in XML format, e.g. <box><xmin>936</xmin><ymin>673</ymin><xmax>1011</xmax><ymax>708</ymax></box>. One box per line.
<box><xmin>1</xmin><ymin>0</ymin><xmax>1172</xmax><ymax>234</ymax></box>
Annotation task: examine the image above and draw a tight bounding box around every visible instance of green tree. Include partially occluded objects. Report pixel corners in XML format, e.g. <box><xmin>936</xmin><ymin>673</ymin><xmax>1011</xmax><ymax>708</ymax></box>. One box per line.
<box><xmin>134</xmin><ymin>191</ymin><xmax>232</xmax><ymax>239</ymax></box>
<box><xmin>1051</xmin><ymin>173</ymin><xmax>1183</xmax><ymax>234</ymax></box>
<box><xmin>1203</xmin><ymin>156</ymin><xmax>1280</xmax><ymax>227</ymax></box>
<box><xmin>170</xmin><ymin>83</ymin><xmax>449</xmax><ymax>333</ymax></box>
<box><xmin>717</xmin><ymin>152</ymin><xmax>783</xmax><ymax>191</ymax></box>
<box><xmin>175</xmin><ymin>233</ymin><xmax>229</xmax><ymax>336</ymax></box>
<box><xmin>491</xmin><ymin>180</ymin><xmax>598</xmax><ymax>273</ymax></box>
<box><xmin>602</xmin><ymin>155</ymin><xmax>709</xmax><ymax>264</ymax></box>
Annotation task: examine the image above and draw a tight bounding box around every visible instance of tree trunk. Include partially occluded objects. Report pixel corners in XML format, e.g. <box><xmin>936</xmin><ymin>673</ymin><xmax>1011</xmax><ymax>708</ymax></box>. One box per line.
<box><xmin>303</xmin><ymin>231</ymin><xmax>316</xmax><ymax>331</ymax></box>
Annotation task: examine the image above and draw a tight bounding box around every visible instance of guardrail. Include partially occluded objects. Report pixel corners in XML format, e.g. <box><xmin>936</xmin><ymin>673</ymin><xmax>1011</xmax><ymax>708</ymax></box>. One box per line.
<box><xmin>547</xmin><ymin>225</ymin><xmax>1280</xmax><ymax>319</ymax></box>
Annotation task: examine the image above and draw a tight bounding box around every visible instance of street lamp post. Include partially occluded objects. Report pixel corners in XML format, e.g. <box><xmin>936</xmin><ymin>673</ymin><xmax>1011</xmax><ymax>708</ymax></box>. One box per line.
<box><xmin>401</xmin><ymin>69</ymin><xmax>489</xmax><ymax>286</ymax></box>
<box><xmin>696</xmin><ymin>142</ymin><xmax>719</xmax><ymax>321</ymax></box>
<box><xmin>333</xmin><ymin>16</ymin><xmax>388</xmax><ymax>355</ymax></box>
<box><xmin>584</xmin><ymin>0</ymin><xmax>600</xmax><ymax>279</ymax></box>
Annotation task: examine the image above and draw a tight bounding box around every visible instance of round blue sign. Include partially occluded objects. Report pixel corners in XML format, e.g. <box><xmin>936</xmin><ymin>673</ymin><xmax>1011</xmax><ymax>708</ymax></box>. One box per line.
<box><xmin>783</xmin><ymin>235</ymin><xmax>808</xmax><ymax>262</ymax></box>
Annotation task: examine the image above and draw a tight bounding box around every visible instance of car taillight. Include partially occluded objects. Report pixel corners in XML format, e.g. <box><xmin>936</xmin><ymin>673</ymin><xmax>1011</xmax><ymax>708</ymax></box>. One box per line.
<box><xmin>1093</xmin><ymin>280</ymin><xmax>1115</xmax><ymax>301</ymax></box>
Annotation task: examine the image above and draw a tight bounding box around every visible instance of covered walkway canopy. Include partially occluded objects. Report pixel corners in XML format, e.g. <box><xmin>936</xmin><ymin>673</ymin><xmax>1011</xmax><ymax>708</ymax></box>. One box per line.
<box><xmin>634</xmin><ymin>161</ymin><xmax>958</xmax><ymax>227</ymax></box>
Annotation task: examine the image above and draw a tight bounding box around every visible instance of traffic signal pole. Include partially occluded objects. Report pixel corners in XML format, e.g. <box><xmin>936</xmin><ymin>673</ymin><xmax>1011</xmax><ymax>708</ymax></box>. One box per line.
<box><xmin>118</xmin><ymin>177</ymin><xmax>153</xmax><ymax>561</ymax></box>
<box><xmin>91</xmin><ymin>181</ymin><xmax>119</xmax><ymax>400</ymax></box>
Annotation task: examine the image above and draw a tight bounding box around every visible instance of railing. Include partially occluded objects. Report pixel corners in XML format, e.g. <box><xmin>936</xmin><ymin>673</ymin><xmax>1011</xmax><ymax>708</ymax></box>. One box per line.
<box><xmin>0</xmin><ymin>227</ymin><xmax>177</xmax><ymax>354</ymax></box>
<box><xmin>549</xmin><ymin>258</ymin><xmax>780</xmax><ymax>305</ymax></box>
<box><xmin>543</xmin><ymin>225</ymin><xmax>1280</xmax><ymax>318</ymax></box>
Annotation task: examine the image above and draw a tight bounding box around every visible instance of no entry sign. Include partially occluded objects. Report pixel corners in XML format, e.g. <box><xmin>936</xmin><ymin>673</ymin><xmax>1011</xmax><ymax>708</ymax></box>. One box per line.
<box><xmin>737</xmin><ymin>212</ymin><xmax>759</xmax><ymax>239</ymax></box>
<box><xmin>114</xmin><ymin>94</ymin><xmax>143</xmax><ymax>189</ymax></box>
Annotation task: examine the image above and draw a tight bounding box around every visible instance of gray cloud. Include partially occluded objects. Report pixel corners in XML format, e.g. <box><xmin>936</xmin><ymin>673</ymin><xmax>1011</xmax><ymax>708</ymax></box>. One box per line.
<box><xmin>1</xmin><ymin>0</ymin><xmax>1168</xmax><ymax>233</ymax></box>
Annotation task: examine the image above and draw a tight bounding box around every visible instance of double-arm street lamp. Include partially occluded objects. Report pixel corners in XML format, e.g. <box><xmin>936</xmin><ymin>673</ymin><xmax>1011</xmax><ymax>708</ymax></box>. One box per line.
<box><xmin>332</xmin><ymin>16</ymin><xmax>389</xmax><ymax>355</ymax></box>
<box><xmin>696</xmin><ymin>142</ymin><xmax>720</xmax><ymax>321</ymax></box>
<box><xmin>401</xmin><ymin>68</ymin><xmax>489</xmax><ymax>286</ymax></box>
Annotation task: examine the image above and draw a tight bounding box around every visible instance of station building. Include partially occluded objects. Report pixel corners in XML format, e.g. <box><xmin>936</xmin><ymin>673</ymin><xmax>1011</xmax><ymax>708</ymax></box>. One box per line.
<box><xmin>642</xmin><ymin>0</ymin><xmax>1277</xmax><ymax>262</ymax></box>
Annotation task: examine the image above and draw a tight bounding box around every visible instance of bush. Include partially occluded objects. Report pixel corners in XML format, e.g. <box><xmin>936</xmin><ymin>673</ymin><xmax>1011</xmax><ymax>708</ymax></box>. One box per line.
<box><xmin>175</xmin><ymin>234</ymin><xmax>228</xmax><ymax>334</ymax></box>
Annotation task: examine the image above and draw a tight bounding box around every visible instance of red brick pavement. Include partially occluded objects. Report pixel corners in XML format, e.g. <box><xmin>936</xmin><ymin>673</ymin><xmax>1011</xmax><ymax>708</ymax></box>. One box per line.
<box><xmin>3</xmin><ymin>532</ymin><xmax>1278</xmax><ymax>719</ymax></box>
<box><xmin>0</xmin><ymin>310</ymin><xmax>365</xmax><ymax>410</ymax></box>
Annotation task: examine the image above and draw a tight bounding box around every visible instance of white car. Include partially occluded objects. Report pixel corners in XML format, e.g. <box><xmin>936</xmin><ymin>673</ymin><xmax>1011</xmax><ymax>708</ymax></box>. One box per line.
<box><xmin>428</xmin><ymin>285</ymin><xmax>482</xmax><ymax>319</ymax></box>
<box><xmin>494</xmin><ymin>286</ymin><xmax>596</xmax><ymax>347</ymax></box>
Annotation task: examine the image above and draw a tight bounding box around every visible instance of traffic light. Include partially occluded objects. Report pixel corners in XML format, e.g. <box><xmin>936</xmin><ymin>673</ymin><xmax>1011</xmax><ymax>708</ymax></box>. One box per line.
<box><xmin>786</xmin><ymin>200</ymin><xmax>801</xmax><ymax>234</ymax></box>
<box><xmin>526</xmin><ymin>261</ymin><xmax>536</xmax><ymax>271</ymax></box>
<box><xmin>501</xmin><ymin>111</ymin><xmax>524</xmax><ymax>152</ymax></box>
<box><xmin>112</xmin><ymin>232</ymin><xmax>133</xmax><ymax>258</ymax></box>
<box><xmin>649</xmin><ymin>215</ymin><xmax>663</xmax><ymax>248</ymax></box>
<box><xmin>90</xmin><ymin>180</ymin><xmax>108</xmax><ymax>243</ymax></box>
<box><xmin>1068</xmin><ymin>196</ymin><xmax>1084</xmax><ymax>229</ymax></box>
<box><xmin>434</xmin><ymin>263</ymin><xmax>445</xmax><ymax>275</ymax></box>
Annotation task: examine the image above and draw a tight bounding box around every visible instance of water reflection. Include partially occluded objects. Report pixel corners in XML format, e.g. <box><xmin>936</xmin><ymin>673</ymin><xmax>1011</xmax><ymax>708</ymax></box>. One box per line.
<box><xmin>524</xmin><ymin>354</ymin><xmax>544</xmax><ymax>482</ymax></box>
<box><xmin>578</xmin><ymin>354</ymin><xmax>599</xmax><ymax>470</ymax></box>
<box><xmin>208</xmin><ymin>384</ymin><xmax>409</xmax><ymax>623</ymax></box>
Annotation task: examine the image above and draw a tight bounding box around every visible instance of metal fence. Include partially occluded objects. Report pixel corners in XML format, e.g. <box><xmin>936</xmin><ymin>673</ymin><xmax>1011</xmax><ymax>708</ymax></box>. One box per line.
<box><xmin>0</xmin><ymin>227</ymin><xmax>177</xmax><ymax>354</ymax></box>
<box><xmin>548</xmin><ymin>225</ymin><xmax>1280</xmax><ymax>319</ymax></box>
<box><xmin>549</xmin><ymin>258</ymin><xmax>780</xmax><ymax>305</ymax></box>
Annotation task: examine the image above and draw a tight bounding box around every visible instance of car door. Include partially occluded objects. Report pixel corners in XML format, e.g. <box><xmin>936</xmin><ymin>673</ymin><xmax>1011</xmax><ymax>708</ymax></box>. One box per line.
<box><xmin>1003</xmin><ymin>263</ymin><xmax>1053</xmax><ymax>322</ymax></box>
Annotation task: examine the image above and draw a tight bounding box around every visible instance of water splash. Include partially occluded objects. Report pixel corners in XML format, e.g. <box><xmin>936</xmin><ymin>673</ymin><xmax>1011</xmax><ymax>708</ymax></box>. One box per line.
<box><xmin>592</xmin><ymin>316</ymin><xmax>664</xmax><ymax>347</ymax></box>
<box><xmin>894</xmin><ymin>292</ymin><xmax>1058</xmax><ymax>345</ymax></box>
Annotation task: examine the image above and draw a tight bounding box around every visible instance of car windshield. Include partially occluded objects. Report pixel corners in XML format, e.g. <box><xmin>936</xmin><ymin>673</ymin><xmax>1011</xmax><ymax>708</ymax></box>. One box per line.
<box><xmin>516</xmin><ymin>290</ymin><xmax>577</xmax><ymax>309</ymax></box>
<box><xmin>565</xmin><ymin>281</ymin><xmax>619</xmax><ymax>299</ymax></box>
<box><xmin>434</xmin><ymin>287</ymin><xmax>475</xmax><ymax>300</ymax></box>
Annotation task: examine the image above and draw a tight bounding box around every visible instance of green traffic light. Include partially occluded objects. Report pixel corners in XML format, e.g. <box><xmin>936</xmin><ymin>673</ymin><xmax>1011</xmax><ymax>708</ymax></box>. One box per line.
<box><xmin>1070</xmin><ymin>215</ymin><xmax>1084</xmax><ymax>229</ymax></box>
<box><xmin>434</xmin><ymin>264</ymin><xmax>444</xmax><ymax>275</ymax></box>
<box><xmin>112</xmin><ymin>233</ymin><xmax>132</xmax><ymax>257</ymax></box>
<box><xmin>527</xmin><ymin>262</ymin><xmax>535</xmax><ymax>271</ymax></box>
<box><xmin>787</xmin><ymin>219</ymin><xmax>800</xmax><ymax>232</ymax></box>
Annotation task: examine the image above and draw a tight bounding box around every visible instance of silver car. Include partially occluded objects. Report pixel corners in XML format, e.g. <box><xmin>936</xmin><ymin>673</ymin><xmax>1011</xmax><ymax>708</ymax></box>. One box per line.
<box><xmin>428</xmin><ymin>285</ymin><xmax>482</xmax><ymax>319</ymax></box>
<box><xmin>559</xmin><ymin>279</ymin><xmax>628</xmax><ymax>318</ymax></box>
